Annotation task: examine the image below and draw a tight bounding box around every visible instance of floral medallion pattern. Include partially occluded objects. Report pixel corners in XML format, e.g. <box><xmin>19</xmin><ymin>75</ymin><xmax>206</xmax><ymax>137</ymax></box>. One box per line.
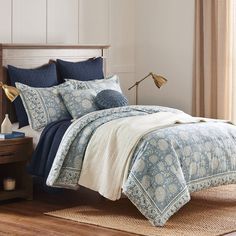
<box><xmin>60</xmin><ymin>88</ymin><xmax>98</xmax><ymax>119</ymax></box>
<box><xmin>16</xmin><ymin>82</ymin><xmax>70</xmax><ymax>130</ymax></box>
<box><xmin>46</xmin><ymin>105</ymin><xmax>236</xmax><ymax>226</ymax></box>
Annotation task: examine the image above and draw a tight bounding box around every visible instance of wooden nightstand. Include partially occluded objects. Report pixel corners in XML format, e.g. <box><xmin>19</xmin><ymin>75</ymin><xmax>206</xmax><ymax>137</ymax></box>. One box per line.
<box><xmin>0</xmin><ymin>137</ymin><xmax>33</xmax><ymax>201</ymax></box>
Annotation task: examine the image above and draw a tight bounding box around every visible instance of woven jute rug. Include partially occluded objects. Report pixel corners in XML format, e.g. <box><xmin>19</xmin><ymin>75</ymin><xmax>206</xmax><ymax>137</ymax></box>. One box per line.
<box><xmin>46</xmin><ymin>185</ymin><xmax>236</xmax><ymax>236</ymax></box>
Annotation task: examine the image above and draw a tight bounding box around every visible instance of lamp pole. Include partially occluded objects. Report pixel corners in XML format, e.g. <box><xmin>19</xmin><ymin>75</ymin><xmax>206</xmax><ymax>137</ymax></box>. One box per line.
<box><xmin>128</xmin><ymin>73</ymin><xmax>151</xmax><ymax>105</ymax></box>
<box><xmin>136</xmin><ymin>83</ymin><xmax>138</xmax><ymax>105</ymax></box>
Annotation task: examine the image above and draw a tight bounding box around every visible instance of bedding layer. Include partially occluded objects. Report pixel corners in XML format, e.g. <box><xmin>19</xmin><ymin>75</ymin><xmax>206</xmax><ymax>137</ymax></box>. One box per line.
<box><xmin>46</xmin><ymin>106</ymin><xmax>182</xmax><ymax>189</ymax></box>
<box><xmin>28</xmin><ymin>119</ymin><xmax>71</xmax><ymax>181</ymax></box>
<box><xmin>13</xmin><ymin>123</ymin><xmax>42</xmax><ymax>148</ymax></box>
<box><xmin>38</xmin><ymin>105</ymin><xmax>236</xmax><ymax>226</ymax></box>
<box><xmin>79</xmin><ymin>111</ymin><xmax>209</xmax><ymax>200</ymax></box>
<box><xmin>123</xmin><ymin>121</ymin><xmax>236</xmax><ymax>225</ymax></box>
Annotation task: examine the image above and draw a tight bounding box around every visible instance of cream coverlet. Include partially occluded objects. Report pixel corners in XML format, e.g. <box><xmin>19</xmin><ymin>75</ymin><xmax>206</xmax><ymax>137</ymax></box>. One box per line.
<box><xmin>78</xmin><ymin>112</ymin><xmax>210</xmax><ymax>200</ymax></box>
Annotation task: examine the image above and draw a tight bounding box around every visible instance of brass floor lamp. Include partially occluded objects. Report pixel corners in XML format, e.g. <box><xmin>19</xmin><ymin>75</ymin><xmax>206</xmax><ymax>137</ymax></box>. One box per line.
<box><xmin>128</xmin><ymin>72</ymin><xmax>167</xmax><ymax>105</ymax></box>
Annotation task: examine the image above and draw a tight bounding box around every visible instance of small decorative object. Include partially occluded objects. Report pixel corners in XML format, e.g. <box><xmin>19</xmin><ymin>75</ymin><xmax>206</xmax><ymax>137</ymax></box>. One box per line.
<box><xmin>0</xmin><ymin>131</ymin><xmax>25</xmax><ymax>139</ymax></box>
<box><xmin>1</xmin><ymin>114</ymin><xmax>12</xmax><ymax>134</ymax></box>
<box><xmin>128</xmin><ymin>72</ymin><xmax>167</xmax><ymax>105</ymax></box>
<box><xmin>3</xmin><ymin>177</ymin><xmax>16</xmax><ymax>191</ymax></box>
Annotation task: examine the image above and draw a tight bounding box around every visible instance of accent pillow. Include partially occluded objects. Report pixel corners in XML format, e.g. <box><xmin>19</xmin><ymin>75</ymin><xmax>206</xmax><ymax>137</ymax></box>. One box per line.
<box><xmin>59</xmin><ymin>88</ymin><xmax>98</xmax><ymax>119</ymax></box>
<box><xmin>66</xmin><ymin>75</ymin><xmax>122</xmax><ymax>94</ymax></box>
<box><xmin>8</xmin><ymin>63</ymin><xmax>58</xmax><ymax>128</ymax></box>
<box><xmin>15</xmin><ymin>82</ymin><xmax>71</xmax><ymax>131</ymax></box>
<box><xmin>57</xmin><ymin>57</ymin><xmax>104</xmax><ymax>82</ymax></box>
<box><xmin>95</xmin><ymin>89</ymin><xmax>128</xmax><ymax>109</ymax></box>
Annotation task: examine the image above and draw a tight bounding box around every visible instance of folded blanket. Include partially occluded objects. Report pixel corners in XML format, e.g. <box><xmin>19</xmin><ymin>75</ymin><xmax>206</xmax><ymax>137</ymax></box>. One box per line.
<box><xmin>79</xmin><ymin>112</ymin><xmax>221</xmax><ymax>200</ymax></box>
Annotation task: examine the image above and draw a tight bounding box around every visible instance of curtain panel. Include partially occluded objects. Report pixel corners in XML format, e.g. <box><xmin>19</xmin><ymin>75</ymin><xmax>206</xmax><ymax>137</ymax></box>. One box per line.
<box><xmin>193</xmin><ymin>0</ymin><xmax>234</xmax><ymax>120</ymax></box>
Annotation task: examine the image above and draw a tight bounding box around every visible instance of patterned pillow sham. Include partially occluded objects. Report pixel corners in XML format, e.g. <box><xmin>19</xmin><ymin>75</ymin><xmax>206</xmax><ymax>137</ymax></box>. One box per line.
<box><xmin>8</xmin><ymin>63</ymin><xmax>58</xmax><ymax>128</ymax></box>
<box><xmin>15</xmin><ymin>82</ymin><xmax>71</xmax><ymax>131</ymax></box>
<box><xmin>59</xmin><ymin>88</ymin><xmax>98</xmax><ymax>119</ymax></box>
<box><xmin>65</xmin><ymin>75</ymin><xmax>122</xmax><ymax>94</ymax></box>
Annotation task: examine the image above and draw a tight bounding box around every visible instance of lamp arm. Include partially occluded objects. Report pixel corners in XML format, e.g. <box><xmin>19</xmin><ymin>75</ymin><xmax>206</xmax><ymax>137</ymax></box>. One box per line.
<box><xmin>128</xmin><ymin>73</ymin><xmax>152</xmax><ymax>90</ymax></box>
<box><xmin>128</xmin><ymin>82</ymin><xmax>138</xmax><ymax>90</ymax></box>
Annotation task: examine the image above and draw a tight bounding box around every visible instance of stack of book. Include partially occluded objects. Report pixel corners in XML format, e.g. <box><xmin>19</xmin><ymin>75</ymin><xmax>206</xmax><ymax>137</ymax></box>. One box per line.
<box><xmin>0</xmin><ymin>131</ymin><xmax>25</xmax><ymax>139</ymax></box>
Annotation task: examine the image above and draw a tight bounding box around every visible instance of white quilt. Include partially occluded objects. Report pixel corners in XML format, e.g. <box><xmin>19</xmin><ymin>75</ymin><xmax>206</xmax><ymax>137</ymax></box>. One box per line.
<box><xmin>78</xmin><ymin>112</ymin><xmax>214</xmax><ymax>200</ymax></box>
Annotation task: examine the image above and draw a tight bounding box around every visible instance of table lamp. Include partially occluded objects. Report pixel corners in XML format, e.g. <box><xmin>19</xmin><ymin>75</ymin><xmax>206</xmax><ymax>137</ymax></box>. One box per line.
<box><xmin>0</xmin><ymin>82</ymin><xmax>20</xmax><ymax>102</ymax></box>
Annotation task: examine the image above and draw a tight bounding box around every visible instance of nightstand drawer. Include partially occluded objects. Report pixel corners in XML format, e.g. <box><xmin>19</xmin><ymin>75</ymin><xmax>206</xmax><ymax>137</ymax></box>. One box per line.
<box><xmin>0</xmin><ymin>147</ymin><xmax>31</xmax><ymax>163</ymax></box>
<box><xmin>0</xmin><ymin>138</ymin><xmax>33</xmax><ymax>164</ymax></box>
<box><xmin>0</xmin><ymin>143</ymin><xmax>31</xmax><ymax>154</ymax></box>
<box><xmin>0</xmin><ymin>153</ymin><xmax>29</xmax><ymax>164</ymax></box>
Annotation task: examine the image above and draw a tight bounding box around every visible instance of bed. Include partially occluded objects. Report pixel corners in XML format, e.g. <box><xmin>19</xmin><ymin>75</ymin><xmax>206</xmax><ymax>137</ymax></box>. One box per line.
<box><xmin>1</xmin><ymin>44</ymin><xmax>236</xmax><ymax>227</ymax></box>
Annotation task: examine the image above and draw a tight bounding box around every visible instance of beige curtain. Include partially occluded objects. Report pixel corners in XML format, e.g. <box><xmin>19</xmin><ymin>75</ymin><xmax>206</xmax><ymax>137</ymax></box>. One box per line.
<box><xmin>193</xmin><ymin>0</ymin><xmax>234</xmax><ymax>120</ymax></box>
<box><xmin>231</xmin><ymin>1</ymin><xmax>236</xmax><ymax>122</ymax></box>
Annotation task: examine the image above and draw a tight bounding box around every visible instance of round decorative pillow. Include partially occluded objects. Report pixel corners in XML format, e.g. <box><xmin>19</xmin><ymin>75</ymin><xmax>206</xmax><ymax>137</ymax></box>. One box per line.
<box><xmin>95</xmin><ymin>89</ymin><xmax>128</xmax><ymax>109</ymax></box>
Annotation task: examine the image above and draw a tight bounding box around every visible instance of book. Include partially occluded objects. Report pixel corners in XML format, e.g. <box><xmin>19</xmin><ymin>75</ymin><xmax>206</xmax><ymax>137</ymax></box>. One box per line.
<box><xmin>0</xmin><ymin>131</ymin><xmax>25</xmax><ymax>139</ymax></box>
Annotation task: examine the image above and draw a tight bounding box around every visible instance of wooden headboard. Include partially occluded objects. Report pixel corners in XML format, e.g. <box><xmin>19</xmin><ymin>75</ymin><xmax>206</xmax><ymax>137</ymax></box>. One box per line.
<box><xmin>0</xmin><ymin>44</ymin><xmax>109</xmax><ymax>124</ymax></box>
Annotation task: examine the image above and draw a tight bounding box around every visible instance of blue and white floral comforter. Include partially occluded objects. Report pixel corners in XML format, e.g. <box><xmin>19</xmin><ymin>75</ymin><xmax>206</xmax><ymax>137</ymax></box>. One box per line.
<box><xmin>46</xmin><ymin>105</ymin><xmax>236</xmax><ymax>226</ymax></box>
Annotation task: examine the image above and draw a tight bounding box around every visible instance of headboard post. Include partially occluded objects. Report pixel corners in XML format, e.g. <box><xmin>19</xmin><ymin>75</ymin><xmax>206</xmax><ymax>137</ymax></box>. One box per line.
<box><xmin>0</xmin><ymin>44</ymin><xmax>110</xmax><ymax>125</ymax></box>
<box><xmin>0</xmin><ymin>44</ymin><xmax>8</xmax><ymax>124</ymax></box>
<box><xmin>0</xmin><ymin>44</ymin><xmax>2</xmax><ymax>124</ymax></box>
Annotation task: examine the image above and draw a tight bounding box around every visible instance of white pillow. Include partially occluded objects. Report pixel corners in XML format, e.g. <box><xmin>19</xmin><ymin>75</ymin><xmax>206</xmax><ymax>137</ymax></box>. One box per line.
<box><xmin>65</xmin><ymin>75</ymin><xmax>122</xmax><ymax>94</ymax></box>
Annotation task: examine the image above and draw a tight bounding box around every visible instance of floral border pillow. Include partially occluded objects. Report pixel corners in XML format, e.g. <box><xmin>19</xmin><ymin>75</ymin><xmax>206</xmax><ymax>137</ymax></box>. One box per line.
<box><xmin>65</xmin><ymin>74</ymin><xmax>122</xmax><ymax>94</ymax></box>
<box><xmin>16</xmin><ymin>82</ymin><xmax>71</xmax><ymax>131</ymax></box>
<box><xmin>59</xmin><ymin>88</ymin><xmax>98</xmax><ymax>119</ymax></box>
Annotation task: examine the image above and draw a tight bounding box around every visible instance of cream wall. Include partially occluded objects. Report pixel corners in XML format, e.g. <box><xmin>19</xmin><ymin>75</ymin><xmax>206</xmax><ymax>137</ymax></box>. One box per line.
<box><xmin>135</xmin><ymin>0</ymin><xmax>195</xmax><ymax>114</ymax></box>
<box><xmin>0</xmin><ymin>0</ymin><xmax>136</xmax><ymax>104</ymax></box>
<box><xmin>0</xmin><ymin>0</ymin><xmax>194</xmax><ymax>111</ymax></box>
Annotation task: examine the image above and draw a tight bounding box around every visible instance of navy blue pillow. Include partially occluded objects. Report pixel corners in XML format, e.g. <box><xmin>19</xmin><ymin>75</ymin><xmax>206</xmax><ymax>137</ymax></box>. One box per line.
<box><xmin>57</xmin><ymin>57</ymin><xmax>104</xmax><ymax>81</ymax></box>
<box><xmin>95</xmin><ymin>89</ymin><xmax>128</xmax><ymax>109</ymax></box>
<box><xmin>8</xmin><ymin>63</ymin><xmax>58</xmax><ymax>128</ymax></box>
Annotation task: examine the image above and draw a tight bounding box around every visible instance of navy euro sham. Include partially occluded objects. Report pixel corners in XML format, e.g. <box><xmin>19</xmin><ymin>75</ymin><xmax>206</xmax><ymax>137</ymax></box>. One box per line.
<box><xmin>57</xmin><ymin>57</ymin><xmax>104</xmax><ymax>82</ymax></box>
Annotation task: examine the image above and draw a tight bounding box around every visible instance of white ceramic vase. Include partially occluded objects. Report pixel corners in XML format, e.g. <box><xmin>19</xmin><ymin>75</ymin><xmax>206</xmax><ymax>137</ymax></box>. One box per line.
<box><xmin>1</xmin><ymin>114</ymin><xmax>12</xmax><ymax>134</ymax></box>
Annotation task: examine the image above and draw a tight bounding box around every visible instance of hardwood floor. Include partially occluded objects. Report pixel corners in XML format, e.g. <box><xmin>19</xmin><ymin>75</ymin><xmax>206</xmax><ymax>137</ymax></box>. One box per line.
<box><xmin>0</xmin><ymin>186</ymin><xmax>136</xmax><ymax>236</ymax></box>
<box><xmin>0</xmin><ymin>185</ymin><xmax>235</xmax><ymax>236</ymax></box>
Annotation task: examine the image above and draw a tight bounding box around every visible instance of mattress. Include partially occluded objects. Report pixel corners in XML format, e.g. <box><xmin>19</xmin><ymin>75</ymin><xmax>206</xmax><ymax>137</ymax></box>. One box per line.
<box><xmin>13</xmin><ymin>123</ymin><xmax>42</xmax><ymax>148</ymax></box>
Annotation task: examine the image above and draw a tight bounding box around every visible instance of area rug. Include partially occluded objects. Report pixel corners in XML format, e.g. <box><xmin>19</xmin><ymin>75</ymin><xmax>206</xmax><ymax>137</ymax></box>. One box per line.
<box><xmin>45</xmin><ymin>185</ymin><xmax>236</xmax><ymax>236</ymax></box>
